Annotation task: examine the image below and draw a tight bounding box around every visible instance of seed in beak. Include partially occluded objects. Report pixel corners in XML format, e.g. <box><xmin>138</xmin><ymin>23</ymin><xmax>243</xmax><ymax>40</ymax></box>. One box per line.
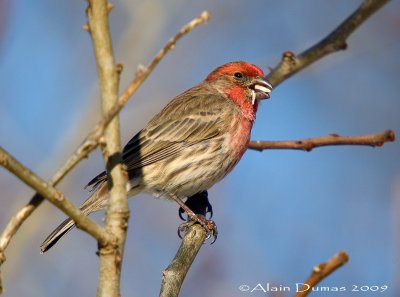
<box><xmin>254</xmin><ymin>84</ymin><xmax>272</xmax><ymax>94</ymax></box>
<box><xmin>251</xmin><ymin>90</ymin><xmax>256</xmax><ymax>105</ymax></box>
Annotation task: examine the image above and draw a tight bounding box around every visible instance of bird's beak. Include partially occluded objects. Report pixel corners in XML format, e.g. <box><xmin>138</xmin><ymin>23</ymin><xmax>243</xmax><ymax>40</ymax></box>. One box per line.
<box><xmin>249</xmin><ymin>77</ymin><xmax>273</xmax><ymax>104</ymax></box>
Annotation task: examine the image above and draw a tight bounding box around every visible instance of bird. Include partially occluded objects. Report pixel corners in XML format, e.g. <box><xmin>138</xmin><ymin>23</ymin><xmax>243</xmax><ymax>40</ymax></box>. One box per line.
<box><xmin>40</xmin><ymin>61</ymin><xmax>272</xmax><ymax>253</ymax></box>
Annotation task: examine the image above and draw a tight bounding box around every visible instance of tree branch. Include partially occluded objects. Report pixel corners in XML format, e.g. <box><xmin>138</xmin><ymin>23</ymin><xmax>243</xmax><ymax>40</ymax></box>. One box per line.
<box><xmin>266</xmin><ymin>0</ymin><xmax>390</xmax><ymax>87</ymax></box>
<box><xmin>248</xmin><ymin>130</ymin><xmax>395</xmax><ymax>152</ymax></box>
<box><xmin>294</xmin><ymin>251</ymin><xmax>349</xmax><ymax>297</ymax></box>
<box><xmin>0</xmin><ymin>147</ymin><xmax>112</xmax><ymax>249</ymax></box>
<box><xmin>159</xmin><ymin>224</ymin><xmax>208</xmax><ymax>297</ymax></box>
<box><xmin>86</xmin><ymin>0</ymin><xmax>128</xmax><ymax>296</ymax></box>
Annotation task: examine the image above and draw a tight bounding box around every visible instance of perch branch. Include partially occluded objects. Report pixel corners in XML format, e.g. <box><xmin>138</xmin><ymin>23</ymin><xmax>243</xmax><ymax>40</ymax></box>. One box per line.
<box><xmin>159</xmin><ymin>224</ymin><xmax>208</xmax><ymax>297</ymax></box>
<box><xmin>294</xmin><ymin>251</ymin><xmax>349</xmax><ymax>297</ymax></box>
<box><xmin>0</xmin><ymin>147</ymin><xmax>111</xmax><ymax>248</ymax></box>
<box><xmin>266</xmin><ymin>0</ymin><xmax>390</xmax><ymax>87</ymax></box>
<box><xmin>248</xmin><ymin>130</ymin><xmax>395</xmax><ymax>152</ymax></box>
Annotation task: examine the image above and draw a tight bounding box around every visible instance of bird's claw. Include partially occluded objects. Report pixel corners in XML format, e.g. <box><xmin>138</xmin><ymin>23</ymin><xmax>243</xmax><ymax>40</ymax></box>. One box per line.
<box><xmin>204</xmin><ymin>219</ymin><xmax>218</xmax><ymax>244</ymax></box>
<box><xmin>177</xmin><ymin>220</ymin><xmax>193</xmax><ymax>238</ymax></box>
<box><xmin>177</xmin><ymin>215</ymin><xmax>218</xmax><ymax>244</ymax></box>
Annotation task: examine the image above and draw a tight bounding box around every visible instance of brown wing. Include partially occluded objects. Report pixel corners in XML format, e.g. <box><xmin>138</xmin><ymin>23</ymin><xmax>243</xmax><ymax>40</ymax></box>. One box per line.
<box><xmin>86</xmin><ymin>85</ymin><xmax>235</xmax><ymax>190</ymax></box>
<box><xmin>123</xmin><ymin>87</ymin><xmax>231</xmax><ymax>171</ymax></box>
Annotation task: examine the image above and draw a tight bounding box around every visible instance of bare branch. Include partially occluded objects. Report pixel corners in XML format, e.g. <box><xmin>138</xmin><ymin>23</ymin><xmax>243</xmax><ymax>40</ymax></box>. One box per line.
<box><xmin>294</xmin><ymin>251</ymin><xmax>349</xmax><ymax>297</ymax></box>
<box><xmin>0</xmin><ymin>147</ymin><xmax>111</xmax><ymax>248</ymax></box>
<box><xmin>86</xmin><ymin>0</ymin><xmax>128</xmax><ymax>295</ymax></box>
<box><xmin>248</xmin><ymin>130</ymin><xmax>395</xmax><ymax>152</ymax></box>
<box><xmin>266</xmin><ymin>0</ymin><xmax>390</xmax><ymax>87</ymax></box>
<box><xmin>159</xmin><ymin>224</ymin><xmax>207</xmax><ymax>297</ymax></box>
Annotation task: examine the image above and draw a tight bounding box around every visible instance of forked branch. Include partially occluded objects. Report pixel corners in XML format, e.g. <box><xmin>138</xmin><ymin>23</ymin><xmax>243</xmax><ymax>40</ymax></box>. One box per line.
<box><xmin>0</xmin><ymin>147</ymin><xmax>111</xmax><ymax>249</ymax></box>
<box><xmin>266</xmin><ymin>0</ymin><xmax>390</xmax><ymax>87</ymax></box>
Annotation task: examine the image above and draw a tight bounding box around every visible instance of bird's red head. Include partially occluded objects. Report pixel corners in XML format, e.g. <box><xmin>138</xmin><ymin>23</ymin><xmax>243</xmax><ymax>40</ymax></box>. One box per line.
<box><xmin>205</xmin><ymin>61</ymin><xmax>272</xmax><ymax>121</ymax></box>
<box><xmin>206</xmin><ymin>61</ymin><xmax>265</xmax><ymax>81</ymax></box>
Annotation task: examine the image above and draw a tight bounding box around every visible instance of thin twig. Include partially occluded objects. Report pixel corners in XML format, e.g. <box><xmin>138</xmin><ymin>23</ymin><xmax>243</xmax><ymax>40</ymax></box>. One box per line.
<box><xmin>0</xmin><ymin>147</ymin><xmax>111</xmax><ymax>247</ymax></box>
<box><xmin>0</xmin><ymin>194</ymin><xmax>42</xmax><ymax>253</ymax></box>
<box><xmin>86</xmin><ymin>0</ymin><xmax>128</xmax><ymax>295</ymax></box>
<box><xmin>0</xmin><ymin>193</ymin><xmax>42</xmax><ymax>295</ymax></box>
<box><xmin>248</xmin><ymin>130</ymin><xmax>395</xmax><ymax>152</ymax></box>
<box><xmin>294</xmin><ymin>251</ymin><xmax>349</xmax><ymax>297</ymax></box>
<box><xmin>159</xmin><ymin>224</ymin><xmax>207</xmax><ymax>297</ymax></box>
<box><xmin>266</xmin><ymin>0</ymin><xmax>390</xmax><ymax>87</ymax></box>
<box><xmin>0</xmin><ymin>10</ymin><xmax>210</xmax><ymax>285</ymax></box>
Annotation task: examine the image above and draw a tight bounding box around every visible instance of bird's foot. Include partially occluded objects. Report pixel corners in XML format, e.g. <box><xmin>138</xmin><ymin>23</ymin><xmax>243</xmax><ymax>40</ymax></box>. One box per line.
<box><xmin>173</xmin><ymin>191</ymin><xmax>217</xmax><ymax>243</ymax></box>
<box><xmin>177</xmin><ymin>215</ymin><xmax>218</xmax><ymax>244</ymax></box>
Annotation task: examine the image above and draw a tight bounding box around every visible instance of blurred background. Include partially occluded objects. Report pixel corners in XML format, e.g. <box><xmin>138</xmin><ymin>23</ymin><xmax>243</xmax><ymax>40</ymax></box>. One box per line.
<box><xmin>1</xmin><ymin>0</ymin><xmax>399</xmax><ymax>296</ymax></box>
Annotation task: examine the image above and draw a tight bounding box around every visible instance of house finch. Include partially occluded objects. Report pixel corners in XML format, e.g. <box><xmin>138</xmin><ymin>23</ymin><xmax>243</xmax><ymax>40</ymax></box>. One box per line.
<box><xmin>40</xmin><ymin>61</ymin><xmax>272</xmax><ymax>253</ymax></box>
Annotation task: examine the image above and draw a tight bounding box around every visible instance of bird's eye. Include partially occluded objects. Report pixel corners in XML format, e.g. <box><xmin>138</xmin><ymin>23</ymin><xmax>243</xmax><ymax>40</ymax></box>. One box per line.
<box><xmin>234</xmin><ymin>72</ymin><xmax>243</xmax><ymax>79</ymax></box>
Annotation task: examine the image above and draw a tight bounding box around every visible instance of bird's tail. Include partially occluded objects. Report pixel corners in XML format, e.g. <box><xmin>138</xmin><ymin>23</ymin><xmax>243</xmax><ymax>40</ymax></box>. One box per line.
<box><xmin>40</xmin><ymin>217</ymin><xmax>76</xmax><ymax>253</ymax></box>
<box><xmin>40</xmin><ymin>182</ymin><xmax>109</xmax><ymax>253</ymax></box>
